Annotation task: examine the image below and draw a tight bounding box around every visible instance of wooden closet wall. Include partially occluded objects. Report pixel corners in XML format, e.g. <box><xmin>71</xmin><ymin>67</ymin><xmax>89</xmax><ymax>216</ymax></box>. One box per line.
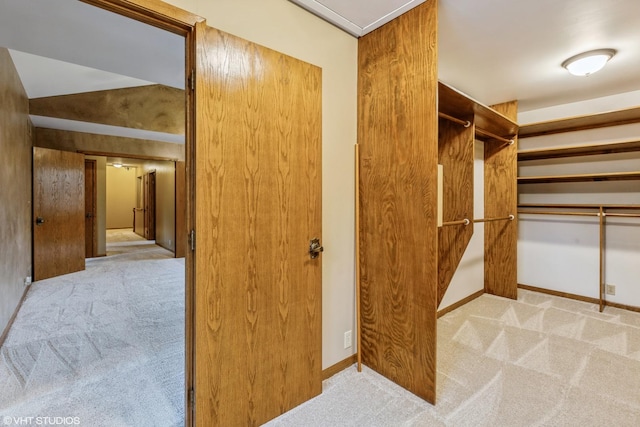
<box><xmin>357</xmin><ymin>0</ymin><xmax>519</xmax><ymax>403</ymax></box>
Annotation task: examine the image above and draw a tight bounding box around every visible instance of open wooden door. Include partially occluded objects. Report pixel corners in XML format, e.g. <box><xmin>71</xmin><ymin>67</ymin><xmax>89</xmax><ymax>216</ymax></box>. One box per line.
<box><xmin>194</xmin><ymin>23</ymin><xmax>323</xmax><ymax>426</ymax></box>
<box><xmin>33</xmin><ymin>147</ymin><xmax>85</xmax><ymax>281</ymax></box>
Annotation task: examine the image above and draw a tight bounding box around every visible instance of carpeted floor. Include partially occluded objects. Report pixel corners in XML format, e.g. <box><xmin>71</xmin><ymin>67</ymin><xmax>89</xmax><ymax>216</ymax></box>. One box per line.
<box><xmin>0</xmin><ymin>229</ymin><xmax>184</xmax><ymax>427</ymax></box>
<box><xmin>268</xmin><ymin>290</ymin><xmax>640</xmax><ymax>426</ymax></box>
<box><xmin>3</xmin><ymin>231</ymin><xmax>640</xmax><ymax>426</ymax></box>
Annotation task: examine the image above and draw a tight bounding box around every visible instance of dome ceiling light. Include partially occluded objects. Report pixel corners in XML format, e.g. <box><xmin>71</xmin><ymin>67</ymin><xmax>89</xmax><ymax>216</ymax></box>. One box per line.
<box><xmin>562</xmin><ymin>49</ymin><xmax>617</xmax><ymax>76</ymax></box>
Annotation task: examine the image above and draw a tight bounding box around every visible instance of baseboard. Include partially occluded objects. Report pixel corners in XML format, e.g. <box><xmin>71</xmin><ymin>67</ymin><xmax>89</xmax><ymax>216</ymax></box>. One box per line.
<box><xmin>322</xmin><ymin>354</ymin><xmax>357</xmax><ymax>380</ymax></box>
<box><xmin>437</xmin><ymin>290</ymin><xmax>484</xmax><ymax>318</ymax></box>
<box><xmin>0</xmin><ymin>285</ymin><xmax>30</xmax><ymax>349</ymax></box>
<box><xmin>518</xmin><ymin>283</ymin><xmax>640</xmax><ymax>313</ymax></box>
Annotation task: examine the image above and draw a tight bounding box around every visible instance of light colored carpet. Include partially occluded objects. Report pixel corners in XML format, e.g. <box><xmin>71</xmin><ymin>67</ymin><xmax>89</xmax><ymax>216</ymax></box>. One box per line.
<box><xmin>0</xmin><ymin>230</ymin><xmax>184</xmax><ymax>427</ymax></box>
<box><xmin>3</xmin><ymin>231</ymin><xmax>640</xmax><ymax>426</ymax></box>
<box><xmin>267</xmin><ymin>290</ymin><xmax>640</xmax><ymax>426</ymax></box>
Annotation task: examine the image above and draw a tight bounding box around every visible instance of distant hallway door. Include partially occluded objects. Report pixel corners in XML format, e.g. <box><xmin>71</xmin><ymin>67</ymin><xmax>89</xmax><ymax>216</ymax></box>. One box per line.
<box><xmin>84</xmin><ymin>159</ymin><xmax>97</xmax><ymax>258</ymax></box>
<box><xmin>33</xmin><ymin>147</ymin><xmax>85</xmax><ymax>281</ymax></box>
<box><xmin>143</xmin><ymin>171</ymin><xmax>156</xmax><ymax>240</ymax></box>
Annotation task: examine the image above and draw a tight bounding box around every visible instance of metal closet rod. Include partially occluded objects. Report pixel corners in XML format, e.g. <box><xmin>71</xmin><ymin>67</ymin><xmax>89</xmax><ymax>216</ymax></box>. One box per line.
<box><xmin>438</xmin><ymin>112</ymin><xmax>515</xmax><ymax>145</ymax></box>
<box><xmin>442</xmin><ymin>215</ymin><xmax>514</xmax><ymax>227</ymax></box>
<box><xmin>518</xmin><ymin>211</ymin><xmax>640</xmax><ymax>219</ymax></box>
<box><xmin>518</xmin><ymin>203</ymin><xmax>640</xmax><ymax>210</ymax></box>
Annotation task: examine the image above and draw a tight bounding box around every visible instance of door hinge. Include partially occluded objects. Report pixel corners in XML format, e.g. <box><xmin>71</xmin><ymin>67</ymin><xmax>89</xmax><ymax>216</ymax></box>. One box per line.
<box><xmin>189</xmin><ymin>387</ymin><xmax>195</xmax><ymax>410</ymax></box>
<box><xmin>189</xmin><ymin>229</ymin><xmax>196</xmax><ymax>251</ymax></box>
<box><xmin>188</xmin><ymin>69</ymin><xmax>195</xmax><ymax>91</ymax></box>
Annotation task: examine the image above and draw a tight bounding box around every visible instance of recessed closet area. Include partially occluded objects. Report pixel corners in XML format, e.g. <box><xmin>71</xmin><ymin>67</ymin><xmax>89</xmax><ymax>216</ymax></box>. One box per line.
<box><xmin>356</xmin><ymin>0</ymin><xmax>639</xmax><ymax>405</ymax></box>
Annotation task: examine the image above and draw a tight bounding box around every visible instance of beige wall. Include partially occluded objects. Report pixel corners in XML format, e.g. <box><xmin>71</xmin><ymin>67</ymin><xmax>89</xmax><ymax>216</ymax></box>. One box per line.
<box><xmin>140</xmin><ymin>161</ymin><xmax>175</xmax><ymax>252</ymax></box>
<box><xmin>86</xmin><ymin>155</ymin><xmax>107</xmax><ymax>256</ymax></box>
<box><xmin>167</xmin><ymin>0</ymin><xmax>358</xmax><ymax>369</ymax></box>
<box><xmin>106</xmin><ymin>165</ymin><xmax>138</xmax><ymax>229</ymax></box>
<box><xmin>0</xmin><ymin>48</ymin><xmax>32</xmax><ymax>335</ymax></box>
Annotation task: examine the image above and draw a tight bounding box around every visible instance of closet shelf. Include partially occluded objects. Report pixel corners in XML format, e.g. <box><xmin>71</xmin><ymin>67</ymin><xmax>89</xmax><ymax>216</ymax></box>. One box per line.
<box><xmin>518</xmin><ymin>171</ymin><xmax>640</xmax><ymax>184</ymax></box>
<box><xmin>438</xmin><ymin>81</ymin><xmax>518</xmax><ymax>141</ymax></box>
<box><xmin>519</xmin><ymin>106</ymin><xmax>640</xmax><ymax>138</ymax></box>
<box><xmin>518</xmin><ymin>140</ymin><xmax>640</xmax><ymax>161</ymax></box>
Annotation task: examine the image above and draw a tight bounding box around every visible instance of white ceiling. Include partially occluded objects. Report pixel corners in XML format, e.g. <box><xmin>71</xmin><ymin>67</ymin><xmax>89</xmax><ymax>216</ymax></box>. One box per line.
<box><xmin>0</xmin><ymin>0</ymin><xmax>184</xmax><ymax>143</ymax></box>
<box><xmin>2</xmin><ymin>0</ymin><xmax>639</xmax><ymax>132</ymax></box>
<box><xmin>291</xmin><ymin>0</ymin><xmax>640</xmax><ymax>112</ymax></box>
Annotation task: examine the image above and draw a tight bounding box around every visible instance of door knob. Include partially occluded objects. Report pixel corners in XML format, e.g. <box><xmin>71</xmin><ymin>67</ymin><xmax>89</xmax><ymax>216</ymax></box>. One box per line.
<box><xmin>309</xmin><ymin>238</ymin><xmax>324</xmax><ymax>259</ymax></box>
<box><xmin>35</xmin><ymin>217</ymin><xmax>45</xmax><ymax>226</ymax></box>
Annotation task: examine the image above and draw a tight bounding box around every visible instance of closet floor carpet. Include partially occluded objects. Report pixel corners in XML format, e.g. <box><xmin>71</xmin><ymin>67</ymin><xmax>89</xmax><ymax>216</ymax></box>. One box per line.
<box><xmin>3</xmin><ymin>230</ymin><xmax>640</xmax><ymax>426</ymax></box>
<box><xmin>268</xmin><ymin>290</ymin><xmax>640</xmax><ymax>426</ymax></box>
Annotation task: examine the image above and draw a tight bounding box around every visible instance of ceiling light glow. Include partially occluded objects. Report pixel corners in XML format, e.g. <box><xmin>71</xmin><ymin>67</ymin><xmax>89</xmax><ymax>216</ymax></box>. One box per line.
<box><xmin>562</xmin><ymin>49</ymin><xmax>616</xmax><ymax>76</ymax></box>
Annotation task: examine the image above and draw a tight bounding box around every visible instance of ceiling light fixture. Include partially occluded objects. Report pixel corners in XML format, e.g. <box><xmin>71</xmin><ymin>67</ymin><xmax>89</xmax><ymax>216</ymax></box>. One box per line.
<box><xmin>562</xmin><ymin>49</ymin><xmax>616</xmax><ymax>76</ymax></box>
<box><xmin>113</xmin><ymin>163</ymin><xmax>123</xmax><ymax>168</ymax></box>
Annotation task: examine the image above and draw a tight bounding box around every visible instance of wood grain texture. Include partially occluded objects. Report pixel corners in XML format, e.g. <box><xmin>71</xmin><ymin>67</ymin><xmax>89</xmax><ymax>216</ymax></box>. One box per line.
<box><xmin>0</xmin><ymin>47</ymin><xmax>33</xmax><ymax>337</ymax></box>
<box><xmin>437</xmin><ymin>118</ymin><xmax>474</xmax><ymax>305</ymax></box>
<box><xmin>35</xmin><ymin>128</ymin><xmax>184</xmax><ymax>161</ymax></box>
<box><xmin>30</xmin><ymin>85</ymin><xmax>185</xmax><ymax>135</ymax></box>
<box><xmin>519</xmin><ymin>106</ymin><xmax>640</xmax><ymax>138</ymax></box>
<box><xmin>484</xmin><ymin>101</ymin><xmax>518</xmax><ymax>299</ymax></box>
<box><xmin>79</xmin><ymin>0</ymin><xmax>203</xmax><ymax>33</ymax></box>
<box><xmin>33</xmin><ymin>147</ymin><xmax>86</xmax><ymax>281</ymax></box>
<box><xmin>194</xmin><ymin>23</ymin><xmax>322</xmax><ymax>426</ymax></box>
<box><xmin>84</xmin><ymin>160</ymin><xmax>97</xmax><ymax>258</ymax></box>
<box><xmin>518</xmin><ymin>140</ymin><xmax>640</xmax><ymax>161</ymax></box>
<box><xmin>438</xmin><ymin>82</ymin><xmax>518</xmax><ymax>139</ymax></box>
<box><xmin>358</xmin><ymin>0</ymin><xmax>438</xmax><ymax>404</ymax></box>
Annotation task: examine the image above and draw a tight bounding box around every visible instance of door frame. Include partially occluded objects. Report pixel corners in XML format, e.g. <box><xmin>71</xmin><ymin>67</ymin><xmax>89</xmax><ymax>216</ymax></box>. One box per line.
<box><xmin>80</xmin><ymin>1</ymin><xmax>200</xmax><ymax>425</ymax></box>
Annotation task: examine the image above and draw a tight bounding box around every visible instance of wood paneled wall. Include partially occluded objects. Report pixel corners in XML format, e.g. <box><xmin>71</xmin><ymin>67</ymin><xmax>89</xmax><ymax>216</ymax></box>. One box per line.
<box><xmin>484</xmin><ymin>101</ymin><xmax>518</xmax><ymax>299</ymax></box>
<box><xmin>437</xmin><ymin>118</ymin><xmax>475</xmax><ymax>304</ymax></box>
<box><xmin>358</xmin><ymin>0</ymin><xmax>438</xmax><ymax>403</ymax></box>
<box><xmin>0</xmin><ymin>48</ymin><xmax>32</xmax><ymax>337</ymax></box>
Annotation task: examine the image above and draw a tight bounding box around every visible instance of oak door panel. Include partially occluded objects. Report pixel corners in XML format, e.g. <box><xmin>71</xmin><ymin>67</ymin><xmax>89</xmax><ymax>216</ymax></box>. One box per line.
<box><xmin>33</xmin><ymin>147</ymin><xmax>85</xmax><ymax>280</ymax></box>
<box><xmin>194</xmin><ymin>23</ymin><xmax>322</xmax><ymax>426</ymax></box>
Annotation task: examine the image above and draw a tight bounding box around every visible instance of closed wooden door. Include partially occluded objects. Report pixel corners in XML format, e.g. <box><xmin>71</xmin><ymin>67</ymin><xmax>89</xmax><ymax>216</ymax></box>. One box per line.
<box><xmin>33</xmin><ymin>147</ymin><xmax>85</xmax><ymax>281</ymax></box>
<box><xmin>194</xmin><ymin>23</ymin><xmax>322</xmax><ymax>426</ymax></box>
<box><xmin>84</xmin><ymin>159</ymin><xmax>97</xmax><ymax>258</ymax></box>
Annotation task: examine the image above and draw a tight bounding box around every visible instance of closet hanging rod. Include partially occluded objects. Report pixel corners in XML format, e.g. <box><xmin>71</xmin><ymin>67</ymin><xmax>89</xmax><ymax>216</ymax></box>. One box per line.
<box><xmin>518</xmin><ymin>210</ymin><xmax>599</xmax><ymax>217</ymax></box>
<box><xmin>438</xmin><ymin>112</ymin><xmax>471</xmax><ymax>128</ymax></box>
<box><xmin>604</xmin><ymin>212</ymin><xmax>640</xmax><ymax>218</ymax></box>
<box><xmin>442</xmin><ymin>218</ymin><xmax>470</xmax><ymax>226</ymax></box>
<box><xmin>475</xmin><ymin>127</ymin><xmax>515</xmax><ymax>145</ymax></box>
<box><xmin>473</xmin><ymin>215</ymin><xmax>515</xmax><ymax>223</ymax></box>
<box><xmin>518</xmin><ymin>203</ymin><xmax>640</xmax><ymax>210</ymax></box>
<box><xmin>438</xmin><ymin>111</ymin><xmax>515</xmax><ymax>144</ymax></box>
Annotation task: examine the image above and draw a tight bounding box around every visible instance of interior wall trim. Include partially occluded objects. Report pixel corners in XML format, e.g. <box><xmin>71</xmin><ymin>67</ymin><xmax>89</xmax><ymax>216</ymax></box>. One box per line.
<box><xmin>518</xmin><ymin>284</ymin><xmax>640</xmax><ymax>313</ymax></box>
<box><xmin>0</xmin><ymin>286</ymin><xmax>30</xmax><ymax>349</ymax></box>
<box><xmin>321</xmin><ymin>354</ymin><xmax>357</xmax><ymax>380</ymax></box>
<box><xmin>437</xmin><ymin>290</ymin><xmax>484</xmax><ymax>318</ymax></box>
